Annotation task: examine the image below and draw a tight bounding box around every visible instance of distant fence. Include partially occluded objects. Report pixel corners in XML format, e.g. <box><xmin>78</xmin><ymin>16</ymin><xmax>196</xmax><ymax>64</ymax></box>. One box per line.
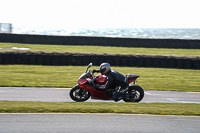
<box><xmin>0</xmin><ymin>33</ymin><xmax>200</xmax><ymax>49</ymax></box>
<box><xmin>0</xmin><ymin>52</ymin><xmax>199</xmax><ymax>69</ymax></box>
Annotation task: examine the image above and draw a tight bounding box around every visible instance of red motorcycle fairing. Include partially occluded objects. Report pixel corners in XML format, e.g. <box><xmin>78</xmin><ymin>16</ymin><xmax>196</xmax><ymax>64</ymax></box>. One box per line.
<box><xmin>77</xmin><ymin>73</ymin><xmax>107</xmax><ymax>86</ymax></box>
<box><xmin>77</xmin><ymin>79</ymin><xmax>88</xmax><ymax>85</ymax></box>
<box><xmin>78</xmin><ymin>84</ymin><xmax>112</xmax><ymax>100</ymax></box>
<box><xmin>96</xmin><ymin>73</ymin><xmax>107</xmax><ymax>85</ymax></box>
<box><xmin>78</xmin><ymin>73</ymin><xmax>112</xmax><ymax>100</ymax></box>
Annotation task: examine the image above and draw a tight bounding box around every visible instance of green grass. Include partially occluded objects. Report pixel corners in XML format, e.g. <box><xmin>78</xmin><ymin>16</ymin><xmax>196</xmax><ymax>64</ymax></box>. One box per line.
<box><xmin>0</xmin><ymin>65</ymin><xmax>199</xmax><ymax>92</ymax></box>
<box><xmin>1</xmin><ymin>42</ymin><xmax>200</xmax><ymax>57</ymax></box>
<box><xmin>0</xmin><ymin>101</ymin><xmax>199</xmax><ymax>116</ymax></box>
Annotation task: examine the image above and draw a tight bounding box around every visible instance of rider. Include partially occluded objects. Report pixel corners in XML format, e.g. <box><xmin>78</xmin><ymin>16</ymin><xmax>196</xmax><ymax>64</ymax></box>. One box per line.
<box><xmin>91</xmin><ymin>63</ymin><xmax>129</xmax><ymax>102</ymax></box>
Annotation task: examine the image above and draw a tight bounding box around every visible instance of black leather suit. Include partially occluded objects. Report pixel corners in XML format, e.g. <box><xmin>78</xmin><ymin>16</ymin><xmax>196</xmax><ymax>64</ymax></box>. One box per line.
<box><xmin>93</xmin><ymin>69</ymin><xmax>129</xmax><ymax>92</ymax></box>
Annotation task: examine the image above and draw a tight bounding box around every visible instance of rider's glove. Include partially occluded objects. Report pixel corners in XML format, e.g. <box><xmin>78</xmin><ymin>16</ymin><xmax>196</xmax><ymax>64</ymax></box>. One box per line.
<box><xmin>91</xmin><ymin>69</ymin><xmax>96</xmax><ymax>73</ymax></box>
<box><xmin>92</xmin><ymin>69</ymin><xmax>100</xmax><ymax>73</ymax></box>
<box><xmin>87</xmin><ymin>78</ymin><xmax>93</xmax><ymax>84</ymax></box>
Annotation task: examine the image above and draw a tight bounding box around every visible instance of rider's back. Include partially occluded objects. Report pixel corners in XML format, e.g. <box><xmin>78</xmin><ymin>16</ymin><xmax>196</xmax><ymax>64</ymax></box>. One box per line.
<box><xmin>108</xmin><ymin>70</ymin><xmax>128</xmax><ymax>88</ymax></box>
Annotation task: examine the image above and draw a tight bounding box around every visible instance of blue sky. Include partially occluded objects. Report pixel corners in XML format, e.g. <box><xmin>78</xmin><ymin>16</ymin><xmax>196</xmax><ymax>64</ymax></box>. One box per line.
<box><xmin>1</xmin><ymin>0</ymin><xmax>200</xmax><ymax>29</ymax></box>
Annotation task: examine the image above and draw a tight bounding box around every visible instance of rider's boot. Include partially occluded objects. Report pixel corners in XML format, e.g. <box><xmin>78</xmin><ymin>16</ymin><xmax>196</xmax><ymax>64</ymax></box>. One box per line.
<box><xmin>113</xmin><ymin>92</ymin><xmax>122</xmax><ymax>102</ymax></box>
<box><xmin>113</xmin><ymin>87</ymin><xmax>128</xmax><ymax>102</ymax></box>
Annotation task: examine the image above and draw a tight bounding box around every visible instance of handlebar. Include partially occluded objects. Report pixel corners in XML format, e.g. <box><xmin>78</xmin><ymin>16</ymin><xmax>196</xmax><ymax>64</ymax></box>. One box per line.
<box><xmin>86</xmin><ymin>72</ymin><xmax>99</xmax><ymax>85</ymax></box>
<box><xmin>90</xmin><ymin>70</ymin><xmax>99</xmax><ymax>79</ymax></box>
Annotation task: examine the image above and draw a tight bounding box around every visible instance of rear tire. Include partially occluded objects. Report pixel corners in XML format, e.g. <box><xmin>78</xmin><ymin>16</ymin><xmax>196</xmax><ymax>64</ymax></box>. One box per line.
<box><xmin>69</xmin><ymin>85</ymin><xmax>91</xmax><ymax>102</ymax></box>
<box><xmin>123</xmin><ymin>84</ymin><xmax>144</xmax><ymax>102</ymax></box>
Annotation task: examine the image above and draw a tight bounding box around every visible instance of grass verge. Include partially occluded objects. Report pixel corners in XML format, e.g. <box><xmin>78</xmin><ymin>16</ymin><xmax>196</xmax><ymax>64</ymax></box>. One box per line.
<box><xmin>0</xmin><ymin>101</ymin><xmax>199</xmax><ymax>116</ymax></box>
<box><xmin>0</xmin><ymin>65</ymin><xmax>199</xmax><ymax>92</ymax></box>
<box><xmin>1</xmin><ymin>42</ymin><xmax>200</xmax><ymax>57</ymax></box>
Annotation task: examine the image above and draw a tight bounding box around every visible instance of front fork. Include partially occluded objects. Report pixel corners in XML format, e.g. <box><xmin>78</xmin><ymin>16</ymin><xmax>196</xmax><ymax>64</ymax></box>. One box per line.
<box><xmin>78</xmin><ymin>87</ymin><xmax>86</xmax><ymax>97</ymax></box>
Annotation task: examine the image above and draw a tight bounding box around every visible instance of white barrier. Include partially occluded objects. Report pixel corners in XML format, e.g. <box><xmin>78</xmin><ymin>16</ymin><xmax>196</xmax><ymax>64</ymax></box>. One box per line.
<box><xmin>0</xmin><ymin>23</ymin><xmax>12</xmax><ymax>33</ymax></box>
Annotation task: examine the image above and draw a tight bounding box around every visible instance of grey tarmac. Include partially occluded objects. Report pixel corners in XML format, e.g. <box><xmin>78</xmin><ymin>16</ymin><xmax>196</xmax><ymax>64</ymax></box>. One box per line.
<box><xmin>0</xmin><ymin>87</ymin><xmax>200</xmax><ymax>103</ymax></box>
<box><xmin>0</xmin><ymin>113</ymin><xmax>200</xmax><ymax>133</ymax></box>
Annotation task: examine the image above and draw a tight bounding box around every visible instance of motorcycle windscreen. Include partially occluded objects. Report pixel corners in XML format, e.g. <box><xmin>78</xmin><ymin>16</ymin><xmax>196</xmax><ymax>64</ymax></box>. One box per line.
<box><xmin>78</xmin><ymin>72</ymin><xmax>92</xmax><ymax>79</ymax></box>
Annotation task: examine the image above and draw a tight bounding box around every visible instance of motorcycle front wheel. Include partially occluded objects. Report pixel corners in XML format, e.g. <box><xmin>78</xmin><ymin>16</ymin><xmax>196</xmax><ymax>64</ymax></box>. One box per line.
<box><xmin>122</xmin><ymin>84</ymin><xmax>144</xmax><ymax>102</ymax></box>
<box><xmin>69</xmin><ymin>85</ymin><xmax>91</xmax><ymax>102</ymax></box>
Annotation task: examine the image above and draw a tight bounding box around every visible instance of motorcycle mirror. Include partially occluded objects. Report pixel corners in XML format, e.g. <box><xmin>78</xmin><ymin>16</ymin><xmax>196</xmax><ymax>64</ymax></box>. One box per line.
<box><xmin>88</xmin><ymin>63</ymin><xmax>92</xmax><ymax>67</ymax></box>
<box><xmin>86</xmin><ymin>63</ymin><xmax>93</xmax><ymax>72</ymax></box>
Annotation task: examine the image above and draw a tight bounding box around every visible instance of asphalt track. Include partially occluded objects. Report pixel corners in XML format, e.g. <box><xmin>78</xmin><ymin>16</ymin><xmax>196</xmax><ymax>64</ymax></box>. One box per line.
<box><xmin>0</xmin><ymin>113</ymin><xmax>200</xmax><ymax>133</ymax></box>
<box><xmin>0</xmin><ymin>87</ymin><xmax>200</xmax><ymax>103</ymax></box>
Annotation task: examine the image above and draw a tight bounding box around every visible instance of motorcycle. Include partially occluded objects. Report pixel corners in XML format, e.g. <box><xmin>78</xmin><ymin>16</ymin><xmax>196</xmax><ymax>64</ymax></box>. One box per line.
<box><xmin>69</xmin><ymin>63</ymin><xmax>144</xmax><ymax>102</ymax></box>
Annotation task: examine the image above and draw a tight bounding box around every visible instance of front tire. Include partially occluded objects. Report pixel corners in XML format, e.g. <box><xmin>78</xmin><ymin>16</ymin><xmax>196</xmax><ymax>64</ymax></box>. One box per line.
<box><xmin>123</xmin><ymin>84</ymin><xmax>144</xmax><ymax>102</ymax></box>
<box><xmin>69</xmin><ymin>85</ymin><xmax>91</xmax><ymax>102</ymax></box>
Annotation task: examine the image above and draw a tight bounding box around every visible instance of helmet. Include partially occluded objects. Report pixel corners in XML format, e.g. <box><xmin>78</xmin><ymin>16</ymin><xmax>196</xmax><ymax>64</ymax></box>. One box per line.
<box><xmin>100</xmin><ymin>63</ymin><xmax>111</xmax><ymax>75</ymax></box>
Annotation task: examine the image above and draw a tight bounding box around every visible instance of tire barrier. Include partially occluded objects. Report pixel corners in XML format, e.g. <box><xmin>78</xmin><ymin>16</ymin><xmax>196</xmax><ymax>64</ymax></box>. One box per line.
<box><xmin>0</xmin><ymin>51</ymin><xmax>199</xmax><ymax>69</ymax></box>
<box><xmin>0</xmin><ymin>33</ymin><xmax>200</xmax><ymax>49</ymax></box>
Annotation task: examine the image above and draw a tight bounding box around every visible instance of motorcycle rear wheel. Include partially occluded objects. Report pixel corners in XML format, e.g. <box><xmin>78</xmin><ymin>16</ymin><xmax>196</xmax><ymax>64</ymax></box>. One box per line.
<box><xmin>70</xmin><ymin>85</ymin><xmax>91</xmax><ymax>102</ymax></box>
<box><xmin>123</xmin><ymin>84</ymin><xmax>144</xmax><ymax>102</ymax></box>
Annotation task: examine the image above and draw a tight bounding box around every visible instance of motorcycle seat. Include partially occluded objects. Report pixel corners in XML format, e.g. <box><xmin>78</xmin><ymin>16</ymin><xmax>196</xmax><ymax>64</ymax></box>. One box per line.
<box><xmin>126</xmin><ymin>74</ymin><xmax>140</xmax><ymax>80</ymax></box>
